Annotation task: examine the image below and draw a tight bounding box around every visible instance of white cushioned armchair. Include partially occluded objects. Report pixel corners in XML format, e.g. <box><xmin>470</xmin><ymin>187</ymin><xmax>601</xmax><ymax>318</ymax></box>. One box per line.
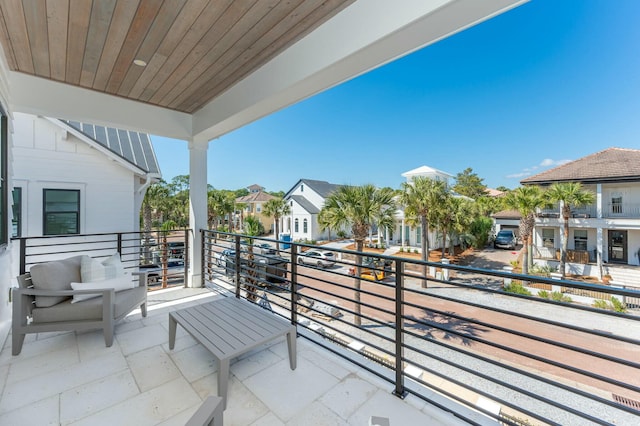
<box><xmin>12</xmin><ymin>255</ymin><xmax>147</xmax><ymax>356</ymax></box>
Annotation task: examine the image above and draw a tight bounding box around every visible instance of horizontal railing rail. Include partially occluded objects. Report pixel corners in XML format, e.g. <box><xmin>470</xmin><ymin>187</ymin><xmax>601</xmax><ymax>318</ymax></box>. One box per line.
<box><xmin>203</xmin><ymin>230</ymin><xmax>640</xmax><ymax>426</ymax></box>
<box><xmin>13</xmin><ymin>229</ymin><xmax>191</xmax><ymax>286</ymax></box>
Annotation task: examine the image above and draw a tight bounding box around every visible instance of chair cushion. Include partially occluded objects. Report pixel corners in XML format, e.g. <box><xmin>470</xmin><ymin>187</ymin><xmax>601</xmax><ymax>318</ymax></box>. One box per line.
<box><xmin>81</xmin><ymin>252</ymin><xmax>124</xmax><ymax>282</ymax></box>
<box><xmin>70</xmin><ymin>273</ymin><xmax>135</xmax><ymax>303</ymax></box>
<box><xmin>31</xmin><ymin>286</ymin><xmax>147</xmax><ymax>323</ymax></box>
<box><xmin>29</xmin><ymin>256</ymin><xmax>85</xmax><ymax>307</ymax></box>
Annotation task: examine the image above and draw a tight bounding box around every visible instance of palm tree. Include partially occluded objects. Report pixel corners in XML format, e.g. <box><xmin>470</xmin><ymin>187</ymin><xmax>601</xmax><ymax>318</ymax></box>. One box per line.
<box><xmin>400</xmin><ymin>177</ymin><xmax>447</xmax><ymax>286</ymax></box>
<box><xmin>262</xmin><ymin>198</ymin><xmax>291</xmax><ymax>253</ymax></box>
<box><xmin>504</xmin><ymin>186</ymin><xmax>547</xmax><ymax>275</ymax></box>
<box><xmin>141</xmin><ymin>181</ymin><xmax>169</xmax><ymax>263</ymax></box>
<box><xmin>208</xmin><ymin>190</ymin><xmax>234</xmax><ymax>239</ymax></box>
<box><xmin>159</xmin><ymin>220</ymin><xmax>177</xmax><ymax>288</ymax></box>
<box><xmin>243</xmin><ymin>216</ymin><xmax>263</xmax><ymax>302</ymax></box>
<box><xmin>321</xmin><ymin>184</ymin><xmax>396</xmax><ymax>326</ymax></box>
<box><xmin>545</xmin><ymin>182</ymin><xmax>595</xmax><ymax>278</ymax></box>
<box><xmin>317</xmin><ymin>208</ymin><xmax>335</xmax><ymax>242</ymax></box>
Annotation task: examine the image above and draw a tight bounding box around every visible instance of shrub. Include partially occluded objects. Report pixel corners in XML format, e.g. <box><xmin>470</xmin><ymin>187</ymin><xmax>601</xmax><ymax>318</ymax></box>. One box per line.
<box><xmin>337</xmin><ymin>230</ymin><xmax>347</xmax><ymax>239</ymax></box>
<box><xmin>413</xmin><ymin>249</ymin><xmax>419</xmax><ymax>254</ymax></box>
<box><xmin>611</xmin><ymin>297</ymin><xmax>627</xmax><ymax>313</ymax></box>
<box><xmin>537</xmin><ymin>290</ymin><xmax>549</xmax><ymax>299</ymax></box>
<box><xmin>593</xmin><ymin>299</ymin><xmax>609</xmax><ymax>309</ymax></box>
<box><xmin>469</xmin><ymin>216</ymin><xmax>493</xmax><ymax>248</ymax></box>
<box><xmin>503</xmin><ymin>283</ymin><xmax>532</xmax><ymax>296</ymax></box>
<box><xmin>510</xmin><ymin>260</ymin><xmax>519</xmax><ymax>269</ymax></box>
<box><xmin>399</xmin><ymin>247</ymin><xmax>404</xmax><ymax>253</ymax></box>
<box><xmin>551</xmin><ymin>291</ymin><xmax>572</xmax><ymax>303</ymax></box>
<box><xmin>529</xmin><ymin>264</ymin><xmax>555</xmax><ymax>277</ymax></box>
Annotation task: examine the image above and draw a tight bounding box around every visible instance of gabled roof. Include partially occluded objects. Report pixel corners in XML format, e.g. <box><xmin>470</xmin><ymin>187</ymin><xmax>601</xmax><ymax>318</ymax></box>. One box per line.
<box><xmin>521</xmin><ymin>148</ymin><xmax>640</xmax><ymax>185</ymax></box>
<box><xmin>58</xmin><ymin>119</ymin><xmax>161</xmax><ymax>176</ymax></box>
<box><xmin>236</xmin><ymin>191</ymin><xmax>276</xmax><ymax>203</ymax></box>
<box><xmin>290</xmin><ymin>195</ymin><xmax>321</xmax><ymax>214</ymax></box>
<box><xmin>491</xmin><ymin>209</ymin><xmax>522</xmax><ymax>219</ymax></box>
<box><xmin>401</xmin><ymin>165</ymin><xmax>454</xmax><ymax>179</ymax></box>
<box><xmin>285</xmin><ymin>178</ymin><xmax>341</xmax><ymax>199</ymax></box>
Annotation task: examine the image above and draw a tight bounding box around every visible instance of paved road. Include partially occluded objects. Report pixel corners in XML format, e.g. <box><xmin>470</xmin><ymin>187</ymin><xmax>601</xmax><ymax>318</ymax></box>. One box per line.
<box><xmin>207</xmin><ymin>240</ymin><xmax>640</xmax><ymax>424</ymax></box>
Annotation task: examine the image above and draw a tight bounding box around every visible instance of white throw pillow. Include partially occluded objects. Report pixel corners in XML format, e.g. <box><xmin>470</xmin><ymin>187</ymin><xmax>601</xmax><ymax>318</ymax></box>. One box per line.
<box><xmin>81</xmin><ymin>252</ymin><xmax>124</xmax><ymax>282</ymax></box>
<box><xmin>70</xmin><ymin>273</ymin><xmax>135</xmax><ymax>303</ymax></box>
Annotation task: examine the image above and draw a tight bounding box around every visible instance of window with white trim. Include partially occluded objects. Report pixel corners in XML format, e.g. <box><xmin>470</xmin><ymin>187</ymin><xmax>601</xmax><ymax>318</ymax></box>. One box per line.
<box><xmin>303</xmin><ymin>219</ymin><xmax>308</xmax><ymax>234</ymax></box>
<box><xmin>542</xmin><ymin>228</ymin><xmax>554</xmax><ymax>248</ymax></box>
<box><xmin>43</xmin><ymin>189</ymin><xmax>80</xmax><ymax>235</ymax></box>
<box><xmin>574</xmin><ymin>230</ymin><xmax>588</xmax><ymax>251</ymax></box>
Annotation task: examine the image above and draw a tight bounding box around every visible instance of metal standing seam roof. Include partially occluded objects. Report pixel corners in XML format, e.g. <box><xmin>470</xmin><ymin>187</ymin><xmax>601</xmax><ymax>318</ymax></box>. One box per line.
<box><xmin>299</xmin><ymin>179</ymin><xmax>342</xmax><ymax>198</ymax></box>
<box><xmin>290</xmin><ymin>195</ymin><xmax>321</xmax><ymax>214</ymax></box>
<box><xmin>60</xmin><ymin>120</ymin><xmax>161</xmax><ymax>175</ymax></box>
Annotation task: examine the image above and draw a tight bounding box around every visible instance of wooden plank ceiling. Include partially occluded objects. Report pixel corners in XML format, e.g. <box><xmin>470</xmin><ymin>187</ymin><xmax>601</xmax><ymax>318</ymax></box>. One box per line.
<box><xmin>0</xmin><ymin>0</ymin><xmax>353</xmax><ymax>114</ymax></box>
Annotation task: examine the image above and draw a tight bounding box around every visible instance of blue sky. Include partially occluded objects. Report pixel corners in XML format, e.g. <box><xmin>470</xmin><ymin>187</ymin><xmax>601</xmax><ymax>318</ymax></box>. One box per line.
<box><xmin>151</xmin><ymin>0</ymin><xmax>640</xmax><ymax>193</ymax></box>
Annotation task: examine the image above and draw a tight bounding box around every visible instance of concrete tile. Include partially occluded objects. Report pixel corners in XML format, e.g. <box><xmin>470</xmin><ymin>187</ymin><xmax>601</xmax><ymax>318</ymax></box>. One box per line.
<box><xmin>243</xmin><ymin>357</ymin><xmax>340</xmax><ymax>421</ymax></box>
<box><xmin>0</xmin><ymin>351</ymin><xmax>127</xmax><ymax>414</ymax></box>
<box><xmin>347</xmin><ymin>389</ymin><xmax>437</xmax><ymax>425</ymax></box>
<box><xmin>286</xmin><ymin>401</ymin><xmax>346</xmax><ymax>426</ymax></box>
<box><xmin>69</xmin><ymin>377</ymin><xmax>200</xmax><ymax>426</ymax></box>
<box><xmin>6</xmin><ymin>344</ymin><xmax>79</xmax><ymax>384</ymax></box>
<box><xmin>319</xmin><ymin>375</ymin><xmax>377</xmax><ymax>419</ymax></box>
<box><xmin>160</xmin><ymin>332</ymin><xmax>198</xmax><ymax>353</ymax></box>
<box><xmin>76</xmin><ymin>329</ymin><xmax>122</xmax><ymax>360</ymax></box>
<box><xmin>127</xmin><ymin>345</ymin><xmax>181</xmax><ymax>392</ymax></box>
<box><xmin>156</xmin><ymin>404</ymin><xmax>200</xmax><ymax>426</ymax></box>
<box><xmin>231</xmin><ymin>346</ymin><xmax>283</xmax><ymax>380</ymax></box>
<box><xmin>299</xmin><ymin>345</ymin><xmax>351</xmax><ymax>380</ymax></box>
<box><xmin>60</xmin><ymin>370</ymin><xmax>139</xmax><ymax>425</ymax></box>
<box><xmin>0</xmin><ymin>394</ymin><xmax>59</xmax><ymax>426</ymax></box>
<box><xmin>223</xmin><ymin>375</ymin><xmax>269</xmax><ymax>426</ymax></box>
<box><xmin>0</xmin><ymin>363</ymin><xmax>8</xmax><ymax>396</ymax></box>
<box><xmin>8</xmin><ymin>331</ymin><xmax>76</xmax><ymax>362</ymax></box>
<box><xmin>170</xmin><ymin>343</ymin><xmax>218</xmax><ymax>383</ymax></box>
<box><xmin>116</xmin><ymin>323</ymin><xmax>167</xmax><ymax>356</ymax></box>
<box><xmin>251</xmin><ymin>412</ymin><xmax>286</xmax><ymax>426</ymax></box>
<box><xmin>191</xmin><ymin>372</ymin><xmax>219</xmax><ymax>398</ymax></box>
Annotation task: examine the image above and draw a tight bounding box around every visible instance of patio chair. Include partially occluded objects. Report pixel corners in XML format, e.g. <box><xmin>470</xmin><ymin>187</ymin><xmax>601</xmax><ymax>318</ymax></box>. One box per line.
<box><xmin>12</xmin><ymin>254</ymin><xmax>147</xmax><ymax>355</ymax></box>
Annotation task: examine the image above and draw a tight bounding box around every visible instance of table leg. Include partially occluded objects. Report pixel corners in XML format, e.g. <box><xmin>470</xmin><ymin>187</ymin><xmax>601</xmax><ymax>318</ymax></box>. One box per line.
<box><xmin>286</xmin><ymin>328</ymin><xmax>297</xmax><ymax>370</ymax></box>
<box><xmin>169</xmin><ymin>314</ymin><xmax>177</xmax><ymax>350</ymax></box>
<box><xmin>218</xmin><ymin>358</ymin><xmax>230</xmax><ymax>409</ymax></box>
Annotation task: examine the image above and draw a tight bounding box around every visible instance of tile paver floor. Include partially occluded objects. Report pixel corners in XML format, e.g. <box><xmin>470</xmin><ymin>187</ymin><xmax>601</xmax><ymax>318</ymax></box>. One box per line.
<box><xmin>0</xmin><ymin>287</ymin><xmax>471</xmax><ymax>425</ymax></box>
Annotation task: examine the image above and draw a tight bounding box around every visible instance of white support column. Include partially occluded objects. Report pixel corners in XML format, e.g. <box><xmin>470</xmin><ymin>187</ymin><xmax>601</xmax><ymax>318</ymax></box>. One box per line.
<box><xmin>188</xmin><ymin>136</ymin><xmax>210</xmax><ymax>288</ymax></box>
<box><xmin>401</xmin><ymin>219</ymin><xmax>405</xmax><ymax>247</ymax></box>
<box><xmin>597</xmin><ymin>227</ymin><xmax>603</xmax><ymax>280</ymax></box>
<box><xmin>596</xmin><ymin>184</ymin><xmax>602</xmax><ymax>219</ymax></box>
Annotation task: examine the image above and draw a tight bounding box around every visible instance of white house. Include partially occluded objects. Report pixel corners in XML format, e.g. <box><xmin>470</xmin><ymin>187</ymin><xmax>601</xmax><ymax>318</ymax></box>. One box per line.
<box><xmin>394</xmin><ymin>165</ymin><xmax>455</xmax><ymax>248</ymax></box>
<box><xmin>283</xmin><ymin>179</ymin><xmax>341</xmax><ymax>242</ymax></box>
<box><xmin>522</xmin><ymin>147</ymin><xmax>640</xmax><ymax>282</ymax></box>
<box><xmin>10</xmin><ymin>113</ymin><xmax>161</xmax><ymax>274</ymax></box>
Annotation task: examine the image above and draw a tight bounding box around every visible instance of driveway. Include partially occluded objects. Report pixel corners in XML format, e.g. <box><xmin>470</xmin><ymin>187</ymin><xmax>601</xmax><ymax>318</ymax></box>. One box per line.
<box><xmin>458</xmin><ymin>244</ymin><xmax>521</xmax><ymax>270</ymax></box>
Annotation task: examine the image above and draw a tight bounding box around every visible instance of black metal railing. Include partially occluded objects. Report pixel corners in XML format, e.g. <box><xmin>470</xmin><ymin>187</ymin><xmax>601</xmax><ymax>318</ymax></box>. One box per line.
<box><xmin>13</xmin><ymin>229</ymin><xmax>190</xmax><ymax>286</ymax></box>
<box><xmin>202</xmin><ymin>230</ymin><xmax>640</xmax><ymax>426</ymax></box>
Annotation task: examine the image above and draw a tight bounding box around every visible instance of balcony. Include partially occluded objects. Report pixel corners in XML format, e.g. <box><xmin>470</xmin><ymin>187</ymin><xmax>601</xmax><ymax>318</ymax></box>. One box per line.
<box><xmin>538</xmin><ymin>203</ymin><xmax>640</xmax><ymax>220</ymax></box>
<box><xmin>3</xmin><ymin>231</ymin><xmax>640</xmax><ymax>425</ymax></box>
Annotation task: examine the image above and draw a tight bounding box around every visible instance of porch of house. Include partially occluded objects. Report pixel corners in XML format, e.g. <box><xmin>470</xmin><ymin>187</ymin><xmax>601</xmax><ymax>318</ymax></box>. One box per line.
<box><xmin>0</xmin><ymin>285</ymin><xmax>468</xmax><ymax>426</ymax></box>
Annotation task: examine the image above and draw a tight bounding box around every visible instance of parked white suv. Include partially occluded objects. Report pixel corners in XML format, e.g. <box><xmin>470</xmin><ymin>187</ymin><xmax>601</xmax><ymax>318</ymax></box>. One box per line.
<box><xmin>298</xmin><ymin>250</ymin><xmax>336</xmax><ymax>267</ymax></box>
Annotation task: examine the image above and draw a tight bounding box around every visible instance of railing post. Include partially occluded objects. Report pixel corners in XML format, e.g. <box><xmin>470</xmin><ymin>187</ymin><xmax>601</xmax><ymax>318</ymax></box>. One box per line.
<box><xmin>199</xmin><ymin>229</ymin><xmax>205</xmax><ymax>286</ymax></box>
<box><xmin>19</xmin><ymin>238</ymin><xmax>26</xmax><ymax>274</ymax></box>
<box><xmin>234</xmin><ymin>235</ymin><xmax>241</xmax><ymax>298</ymax></box>
<box><xmin>393</xmin><ymin>258</ymin><xmax>407</xmax><ymax>399</ymax></box>
<box><xmin>116</xmin><ymin>233</ymin><xmax>123</xmax><ymax>255</ymax></box>
<box><xmin>290</xmin><ymin>244</ymin><xmax>298</xmax><ymax>325</ymax></box>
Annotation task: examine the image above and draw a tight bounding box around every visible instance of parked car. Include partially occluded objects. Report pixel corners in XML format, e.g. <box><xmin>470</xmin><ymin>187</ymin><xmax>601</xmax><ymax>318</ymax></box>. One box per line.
<box><xmin>167</xmin><ymin>241</ymin><xmax>185</xmax><ymax>258</ymax></box>
<box><xmin>494</xmin><ymin>230</ymin><xmax>517</xmax><ymax>250</ymax></box>
<box><xmin>214</xmin><ymin>249</ymin><xmax>236</xmax><ymax>266</ymax></box>
<box><xmin>253</xmin><ymin>243</ymin><xmax>276</xmax><ymax>256</ymax></box>
<box><xmin>298</xmin><ymin>250</ymin><xmax>335</xmax><ymax>267</ymax></box>
<box><xmin>139</xmin><ymin>258</ymin><xmax>185</xmax><ymax>285</ymax></box>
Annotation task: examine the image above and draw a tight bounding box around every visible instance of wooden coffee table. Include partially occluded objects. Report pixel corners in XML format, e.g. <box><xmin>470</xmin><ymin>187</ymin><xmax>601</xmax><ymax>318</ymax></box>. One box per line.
<box><xmin>169</xmin><ymin>296</ymin><xmax>297</xmax><ymax>409</ymax></box>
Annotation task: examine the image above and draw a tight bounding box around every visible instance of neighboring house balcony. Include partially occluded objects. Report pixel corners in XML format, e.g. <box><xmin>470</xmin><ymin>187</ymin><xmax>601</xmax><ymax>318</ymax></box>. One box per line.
<box><xmin>4</xmin><ymin>230</ymin><xmax>640</xmax><ymax>425</ymax></box>
<box><xmin>538</xmin><ymin>203</ymin><xmax>640</xmax><ymax>220</ymax></box>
